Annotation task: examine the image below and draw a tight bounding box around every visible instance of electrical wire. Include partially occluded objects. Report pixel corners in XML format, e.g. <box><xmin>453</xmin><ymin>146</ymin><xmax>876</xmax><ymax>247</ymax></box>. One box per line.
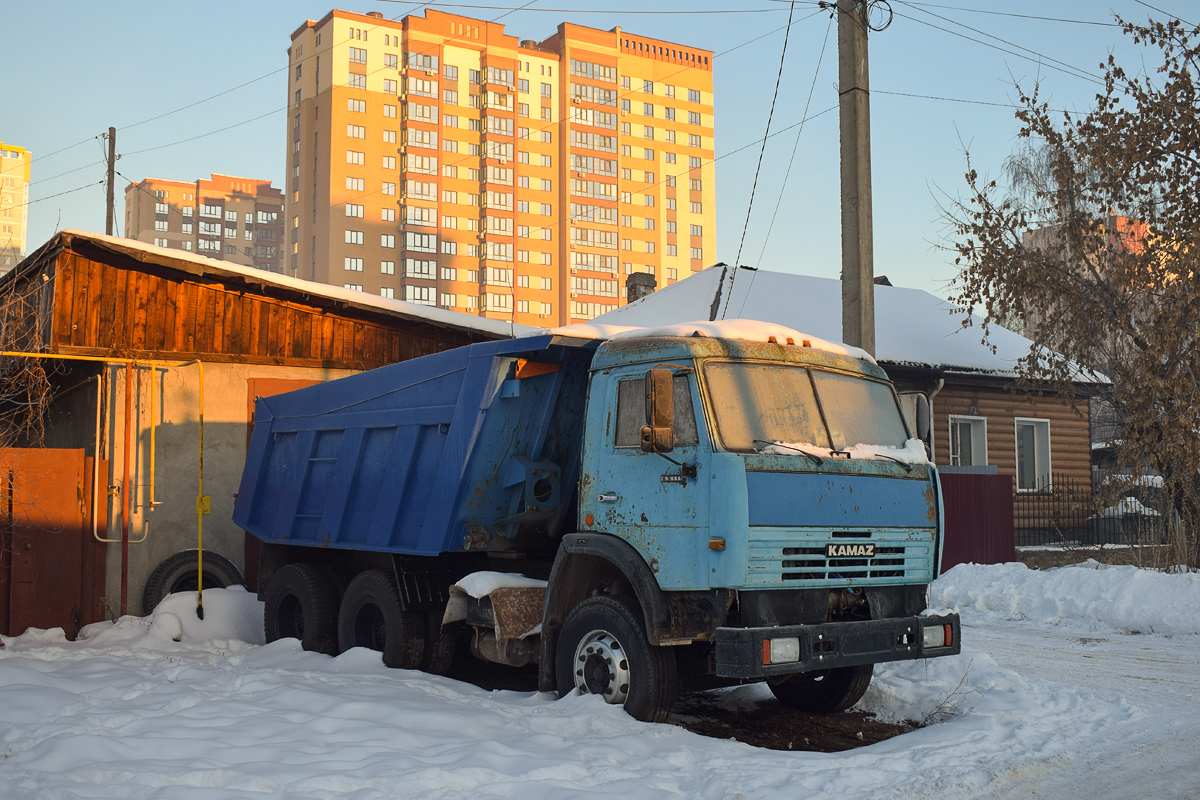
<box><xmin>1132</xmin><ymin>0</ymin><xmax>1196</xmax><ymax>27</ymax></box>
<box><xmin>25</xmin><ymin>181</ymin><xmax>105</xmax><ymax>205</ymax></box>
<box><xmin>751</xmin><ymin>13</ymin><xmax>833</xmax><ymax>274</ymax></box>
<box><xmin>727</xmin><ymin>0</ymin><xmax>797</xmax><ymax>316</ymax></box>
<box><xmin>885</xmin><ymin>2</ymin><xmax>1120</xmax><ymax>27</ymax></box>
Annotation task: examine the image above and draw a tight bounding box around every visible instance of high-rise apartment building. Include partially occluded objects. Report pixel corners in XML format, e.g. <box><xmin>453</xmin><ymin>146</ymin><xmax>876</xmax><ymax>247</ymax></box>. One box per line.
<box><xmin>286</xmin><ymin>9</ymin><xmax>715</xmax><ymax>325</ymax></box>
<box><xmin>0</xmin><ymin>142</ymin><xmax>32</xmax><ymax>275</ymax></box>
<box><xmin>125</xmin><ymin>174</ymin><xmax>285</xmax><ymax>272</ymax></box>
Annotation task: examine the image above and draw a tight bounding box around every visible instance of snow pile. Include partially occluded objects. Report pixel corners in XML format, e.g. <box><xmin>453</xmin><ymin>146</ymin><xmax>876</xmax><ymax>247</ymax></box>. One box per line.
<box><xmin>1096</xmin><ymin>497</ymin><xmax>1160</xmax><ymax>518</ymax></box>
<box><xmin>932</xmin><ymin>561</ymin><xmax>1200</xmax><ymax>635</ymax></box>
<box><xmin>453</xmin><ymin>571</ymin><xmax>547</xmax><ymax>598</ymax></box>
<box><xmin>763</xmin><ymin>438</ymin><xmax>930</xmax><ymax>465</ymax></box>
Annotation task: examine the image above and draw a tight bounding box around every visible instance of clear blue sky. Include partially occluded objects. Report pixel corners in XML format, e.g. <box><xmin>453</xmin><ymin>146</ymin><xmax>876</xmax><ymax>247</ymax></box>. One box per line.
<box><xmin>6</xmin><ymin>0</ymin><xmax>1193</xmax><ymax>299</ymax></box>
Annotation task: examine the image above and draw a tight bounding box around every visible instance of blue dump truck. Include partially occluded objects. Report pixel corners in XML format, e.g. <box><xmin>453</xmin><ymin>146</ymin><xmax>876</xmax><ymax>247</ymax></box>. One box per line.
<box><xmin>233</xmin><ymin>322</ymin><xmax>959</xmax><ymax>722</ymax></box>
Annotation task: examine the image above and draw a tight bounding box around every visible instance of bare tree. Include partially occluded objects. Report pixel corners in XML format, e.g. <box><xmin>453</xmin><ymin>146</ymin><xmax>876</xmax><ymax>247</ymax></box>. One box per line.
<box><xmin>946</xmin><ymin>17</ymin><xmax>1200</xmax><ymax>568</ymax></box>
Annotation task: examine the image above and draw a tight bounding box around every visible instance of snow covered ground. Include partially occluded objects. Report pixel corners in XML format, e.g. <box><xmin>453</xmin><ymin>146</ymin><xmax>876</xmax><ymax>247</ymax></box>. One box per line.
<box><xmin>1</xmin><ymin>561</ymin><xmax>1197</xmax><ymax>799</ymax></box>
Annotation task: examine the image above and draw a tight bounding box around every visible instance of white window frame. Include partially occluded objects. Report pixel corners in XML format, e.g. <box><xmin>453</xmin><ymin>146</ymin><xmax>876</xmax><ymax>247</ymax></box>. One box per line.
<box><xmin>947</xmin><ymin>415</ymin><xmax>988</xmax><ymax>467</ymax></box>
<box><xmin>1014</xmin><ymin>417</ymin><xmax>1052</xmax><ymax>492</ymax></box>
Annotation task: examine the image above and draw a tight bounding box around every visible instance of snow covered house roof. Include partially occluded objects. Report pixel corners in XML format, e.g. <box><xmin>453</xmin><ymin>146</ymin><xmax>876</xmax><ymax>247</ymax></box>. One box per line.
<box><xmin>22</xmin><ymin>230</ymin><xmax>533</xmax><ymax>341</ymax></box>
<box><xmin>589</xmin><ymin>265</ymin><xmax>1079</xmax><ymax>379</ymax></box>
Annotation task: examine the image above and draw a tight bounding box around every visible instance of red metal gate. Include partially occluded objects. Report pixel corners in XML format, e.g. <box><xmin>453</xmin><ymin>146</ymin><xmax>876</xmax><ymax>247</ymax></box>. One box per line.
<box><xmin>940</xmin><ymin>472</ymin><xmax>1015</xmax><ymax>570</ymax></box>
<box><xmin>0</xmin><ymin>448</ymin><xmax>108</xmax><ymax>638</ymax></box>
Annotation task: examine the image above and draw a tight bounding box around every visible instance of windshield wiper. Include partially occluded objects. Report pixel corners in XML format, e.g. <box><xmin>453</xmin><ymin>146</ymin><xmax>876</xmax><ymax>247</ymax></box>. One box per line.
<box><xmin>831</xmin><ymin>450</ymin><xmax>913</xmax><ymax>473</ymax></box>
<box><xmin>753</xmin><ymin>440</ymin><xmax>824</xmax><ymax>465</ymax></box>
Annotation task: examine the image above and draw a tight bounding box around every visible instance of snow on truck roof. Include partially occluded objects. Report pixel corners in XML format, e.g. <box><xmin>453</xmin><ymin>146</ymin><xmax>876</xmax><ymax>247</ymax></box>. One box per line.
<box><xmin>539</xmin><ymin>319</ymin><xmax>875</xmax><ymax>363</ymax></box>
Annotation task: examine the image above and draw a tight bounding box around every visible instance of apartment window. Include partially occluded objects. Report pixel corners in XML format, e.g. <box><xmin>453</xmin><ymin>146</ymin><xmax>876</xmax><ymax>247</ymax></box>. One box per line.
<box><xmin>406</xmin><ymin>232</ymin><xmax>437</xmax><ymax>252</ymax></box>
<box><xmin>644</xmin><ymin>195</ymin><xmax>655</xmax><ymax>207</ymax></box>
<box><xmin>224</xmin><ymin>227</ymin><xmax>237</xmax><ymax>239</ymax></box>
<box><xmin>540</xmin><ymin>179</ymin><xmax>552</xmax><ymax>192</ymax></box>
<box><xmin>182</xmin><ymin>206</ymin><xmax>193</xmax><ymax>217</ymax></box>
<box><xmin>643</xmin><ymin>102</ymin><xmax>654</xmax><ymax>117</ymax></box>
<box><xmin>344</xmin><ymin>284</ymin><xmax>363</xmax><ymax>291</ymax></box>
<box><xmin>949</xmin><ymin>416</ymin><xmax>988</xmax><ymax>467</ymax></box>
<box><xmin>384</xmin><ymin>78</ymin><xmax>398</xmax><ymax>94</ymax></box>
<box><xmin>540</xmin><ymin>107</ymin><xmax>552</xmax><ymax>121</ymax></box>
<box><xmin>643</xmin><ymin>80</ymin><xmax>654</xmax><ymax>94</ymax></box>
<box><xmin>381</xmin><ymin>287</ymin><xmax>395</xmax><ymax>299</ymax></box>
<box><xmin>383</xmin><ymin>155</ymin><xmax>396</xmax><ymax>170</ymax></box>
<box><xmin>666</xmin><ymin>175</ymin><xmax>676</xmax><ymax>187</ymax></box>
<box><xmin>347</xmin><ymin>98</ymin><xmax>366</xmax><ymax>113</ymax></box>
<box><xmin>690</xmin><ymin>179</ymin><xmax>702</xmax><ymax>191</ymax></box>
<box><xmin>383</xmin><ymin>130</ymin><xmax>396</xmax><ymax>143</ymax></box>
<box><xmin>382</xmin><ymin>182</ymin><xmax>396</xmax><ymax>195</ymax></box>
<box><xmin>382</xmin><ymin>208</ymin><xmax>395</xmax><ymax>222</ymax></box>
<box><xmin>541</xmin><ymin>155</ymin><xmax>552</xmax><ymax>168</ymax></box>
<box><xmin>690</xmin><ymin>224</ymin><xmax>703</xmax><ymax>236</ymax></box>
<box><xmin>384</xmin><ymin>104</ymin><xmax>397</xmax><ymax>118</ymax></box>
<box><xmin>384</xmin><ymin>53</ymin><xmax>398</xmax><ymax>69</ymax></box>
<box><xmin>406</xmin><ymin>258</ymin><xmax>436</xmax><ymax>278</ymax></box>
<box><xmin>469</xmin><ymin>69</ymin><xmax>480</xmax><ymax>84</ymax></box>
<box><xmin>182</xmin><ymin>222</ymin><xmax>193</xmax><ymax>234</ymax></box>
<box><xmin>349</xmin><ymin>47</ymin><xmax>367</xmax><ymax>65</ymax></box>
<box><xmin>346</xmin><ymin>203</ymin><xmax>364</xmax><ymax>218</ymax></box>
<box><xmin>444</xmin><ymin>140</ymin><xmax>458</xmax><ymax>153</ymax></box>
<box><xmin>442</xmin><ymin>241</ymin><xmax>457</xmax><ymax>255</ymax></box>
<box><xmin>347</xmin><ymin>124</ymin><xmax>366</xmax><ymax>139</ymax></box>
<box><xmin>345</xmin><ymin>230</ymin><xmax>364</xmax><ymax>245</ymax></box>
<box><xmin>645</xmin><ymin>172</ymin><xmax>656</xmax><ymax>183</ymax></box>
<box><xmin>444</xmin><ymin>64</ymin><xmax>459</xmax><ymax>80</ymax></box>
<box><xmin>690</xmin><ymin>247</ymin><xmax>703</xmax><ymax>259</ymax></box>
<box><xmin>181</xmin><ymin>241</ymin><xmax>192</xmax><ymax>251</ymax></box>
<box><xmin>408</xmin><ymin>52</ymin><xmax>439</xmax><ymax>71</ymax></box>
<box><xmin>667</xmin><ymin>244</ymin><xmax>677</xmax><ymax>256</ymax></box>
<box><xmin>154</xmin><ymin>219</ymin><xmax>168</xmax><ymax>232</ymax></box>
<box><xmin>346</xmin><ymin>150</ymin><xmax>365</xmax><ymax>164</ymax></box>
<box><xmin>441</xmin><ymin>293</ymin><xmax>457</xmax><ymax>308</ymax></box>
<box><xmin>349</xmin><ymin>74</ymin><xmax>366</xmax><ymax>90</ymax></box>
<box><xmin>519</xmin><ymin>103</ymin><xmax>529</xmax><ymax>117</ymax></box>
<box><xmin>1015</xmin><ymin>419</ymin><xmax>1051</xmax><ymax>492</ymax></box>
<box><xmin>622</xmin><ymin>239</ymin><xmax>632</xmax><ymax>250</ymax></box>
<box><xmin>406</xmin><ymin>286</ymin><xmax>436</xmax><ymax>306</ymax></box>
<box><xmin>644</xmin><ymin>148</ymin><xmax>655</xmax><ymax>160</ymax></box>
<box><xmin>154</xmin><ymin>237</ymin><xmax>168</xmax><ymax>247</ymax></box>
<box><xmin>444</xmin><ymin>89</ymin><xmax>459</xmax><ymax>105</ymax></box>
<box><xmin>540</xmin><ymin>130</ymin><xmax>552</xmax><ymax>144</ymax></box>
<box><xmin>381</xmin><ymin>260</ymin><xmax>395</xmax><ymax>275</ymax></box>
<box><xmin>644</xmin><ymin>219</ymin><xmax>655</xmax><ymax>230</ymax></box>
<box><xmin>381</xmin><ymin>234</ymin><xmax>396</xmax><ymax>248</ymax></box>
<box><xmin>345</xmin><ymin>257</ymin><xmax>363</xmax><ymax>271</ymax></box>
<box><xmin>517</xmin><ymin>300</ymin><xmax>529</xmax><ymax>314</ymax></box>
<box><xmin>688</xmin><ymin>89</ymin><xmax>700</xmax><ymax>103</ymax></box>
<box><xmin>690</xmin><ymin>201</ymin><xmax>703</xmax><ymax>214</ymax></box>
<box><xmin>443</xmin><ymin>165</ymin><xmax>458</xmax><ymax>178</ymax></box>
<box><xmin>689</xmin><ymin>134</ymin><xmax>702</xmax><ymax>147</ymax></box>
<box><xmin>541</xmin><ymin>82</ymin><xmax>552</xmax><ymax>97</ymax></box>
<box><xmin>200</xmin><ymin>203</ymin><xmax>221</xmax><ymax>218</ymax></box>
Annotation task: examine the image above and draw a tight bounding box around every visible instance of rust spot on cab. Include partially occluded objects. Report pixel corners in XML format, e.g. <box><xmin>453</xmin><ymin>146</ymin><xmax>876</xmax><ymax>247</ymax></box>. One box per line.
<box><xmin>923</xmin><ymin>484</ymin><xmax>937</xmax><ymax>523</ymax></box>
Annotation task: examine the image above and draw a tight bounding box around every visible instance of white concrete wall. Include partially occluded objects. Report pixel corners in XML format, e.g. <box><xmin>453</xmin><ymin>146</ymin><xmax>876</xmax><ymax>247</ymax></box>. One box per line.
<box><xmin>101</xmin><ymin>361</ymin><xmax>357</xmax><ymax>614</ymax></box>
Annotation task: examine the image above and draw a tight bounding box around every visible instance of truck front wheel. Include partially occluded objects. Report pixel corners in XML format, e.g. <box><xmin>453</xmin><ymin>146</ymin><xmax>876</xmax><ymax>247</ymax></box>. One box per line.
<box><xmin>337</xmin><ymin>570</ymin><xmax>425</xmax><ymax>669</ymax></box>
<box><xmin>555</xmin><ymin>595</ymin><xmax>678</xmax><ymax>723</ymax></box>
<box><xmin>263</xmin><ymin>564</ymin><xmax>339</xmax><ymax>655</ymax></box>
<box><xmin>768</xmin><ymin>664</ymin><xmax>873</xmax><ymax>713</ymax></box>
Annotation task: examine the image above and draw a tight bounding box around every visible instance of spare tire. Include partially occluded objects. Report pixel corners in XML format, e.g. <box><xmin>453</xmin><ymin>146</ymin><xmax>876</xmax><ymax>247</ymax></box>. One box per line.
<box><xmin>141</xmin><ymin>550</ymin><xmax>244</xmax><ymax>614</ymax></box>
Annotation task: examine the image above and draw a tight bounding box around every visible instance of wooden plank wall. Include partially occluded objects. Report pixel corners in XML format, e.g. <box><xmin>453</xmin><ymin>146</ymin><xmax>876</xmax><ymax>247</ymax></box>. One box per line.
<box><xmin>934</xmin><ymin>382</ymin><xmax>1091</xmax><ymax>483</ymax></box>
<box><xmin>46</xmin><ymin>248</ymin><xmax>490</xmax><ymax>370</ymax></box>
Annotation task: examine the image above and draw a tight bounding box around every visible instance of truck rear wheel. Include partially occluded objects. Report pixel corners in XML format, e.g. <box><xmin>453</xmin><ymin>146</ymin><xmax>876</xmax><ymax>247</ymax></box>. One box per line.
<box><xmin>768</xmin><ymin>664</ymin><xmax>873</xmax><ymax>713</ymax></box>
<box><xmin>555</xmin><ymin>595</ymin><xmax>678</xmax><ymax>723</ymax></box>
<box><xmin>263</xmin><ymin>564</ymin><xmax>339</xmax><ymax>655</ymax></box>
<box><xmin>337</xmin><ymin>570</ymin><xmax>425</xmax><ymax>669</ymax></box>
<box><xmin>141</xmin><ymin>550</ymin><xmax>243</xmax><ymax>615</ymax></box>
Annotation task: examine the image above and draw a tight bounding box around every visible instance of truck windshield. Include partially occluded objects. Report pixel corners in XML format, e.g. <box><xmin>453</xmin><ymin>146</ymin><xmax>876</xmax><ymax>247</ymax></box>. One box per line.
<box><xmin>703</xmin><ymin>362</ymin><xmax>909</xmax><ymax>453</ymax></box>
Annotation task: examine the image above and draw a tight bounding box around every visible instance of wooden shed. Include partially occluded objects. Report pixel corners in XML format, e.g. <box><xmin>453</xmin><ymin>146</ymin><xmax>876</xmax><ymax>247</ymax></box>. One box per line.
<box><xmin>0</xmin><ymin>230</ymin><xmax>522</xmax><ymax>634</ymax></box>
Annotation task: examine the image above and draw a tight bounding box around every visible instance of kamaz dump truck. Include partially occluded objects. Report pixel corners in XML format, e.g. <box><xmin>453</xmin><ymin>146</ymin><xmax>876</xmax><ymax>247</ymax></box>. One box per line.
<box><xmin>232</xmin><ymin>322</ymin><xmax>960</xmax><ymax>722</ymax></box>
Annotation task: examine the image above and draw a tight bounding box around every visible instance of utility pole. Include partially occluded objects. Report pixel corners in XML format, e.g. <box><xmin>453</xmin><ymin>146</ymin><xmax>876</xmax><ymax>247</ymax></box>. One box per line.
<box><xmin>837</xmin><ymin>0</ymin><xmax>875</xmax><ymax>356</ymax></box>
<box><xmin>105</xmin><ymin>127</ymin><xmax>116</xmax><ymax>236</ymax></box>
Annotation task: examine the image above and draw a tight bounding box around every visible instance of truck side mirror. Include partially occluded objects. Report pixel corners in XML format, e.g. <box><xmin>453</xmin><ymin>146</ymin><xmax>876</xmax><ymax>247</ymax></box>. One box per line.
<box><xmin>915</xmin><ymin>393</ymin><xmax>931</xmax><ymax>443</ymax></box>
<box><xmin>640</xmin><ymin>367</ymin><xmax>675</xmax><ymax>453</ymax></box>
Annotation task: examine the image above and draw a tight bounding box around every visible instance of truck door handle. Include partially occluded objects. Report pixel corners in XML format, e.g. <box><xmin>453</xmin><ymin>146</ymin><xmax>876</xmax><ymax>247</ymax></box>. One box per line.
<box><xmin>598</xmin><ymin>494</ymin><xmax>620</xmax><ymax>502</ymax></box>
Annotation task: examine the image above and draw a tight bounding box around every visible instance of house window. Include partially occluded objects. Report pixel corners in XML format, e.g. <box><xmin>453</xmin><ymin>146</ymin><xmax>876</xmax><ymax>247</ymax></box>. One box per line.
<box><xmin>1015</xmin><ymin>418</ymin><xmax>1051</xmax><ymax>491</ymax></box>
<box><xmin>948</xmin><ymin>415</ymin><xmax>987</xmax><ymax>467</ymax></box>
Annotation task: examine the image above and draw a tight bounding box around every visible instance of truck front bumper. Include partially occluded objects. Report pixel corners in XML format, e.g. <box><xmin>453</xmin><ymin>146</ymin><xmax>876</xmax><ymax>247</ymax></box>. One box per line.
<box><xmin>714</xmin><ymin>613</ymin><xmax>961</xmax><ymax>679</ymax></box>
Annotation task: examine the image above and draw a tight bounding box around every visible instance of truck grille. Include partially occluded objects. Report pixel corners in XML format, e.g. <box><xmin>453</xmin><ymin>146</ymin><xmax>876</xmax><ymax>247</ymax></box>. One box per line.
<box><xmin>745</xmin><ymin>527</ymin><xmax>934</xmax><ymax>588</ymax></box>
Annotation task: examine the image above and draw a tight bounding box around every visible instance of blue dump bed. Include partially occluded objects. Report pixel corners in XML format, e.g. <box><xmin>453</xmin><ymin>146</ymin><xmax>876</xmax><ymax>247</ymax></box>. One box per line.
<box><xmin>233</xmin><ymin>334</ymin><xmax>602</xmax><ymax>556</ymax></box>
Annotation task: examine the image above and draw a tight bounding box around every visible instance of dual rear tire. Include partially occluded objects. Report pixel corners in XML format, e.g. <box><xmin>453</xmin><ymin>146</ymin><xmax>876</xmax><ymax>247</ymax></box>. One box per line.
<box><xmin>263</xmin><ymin>566</ymin><xmax>457</xmax><ymax>673</ymax></box>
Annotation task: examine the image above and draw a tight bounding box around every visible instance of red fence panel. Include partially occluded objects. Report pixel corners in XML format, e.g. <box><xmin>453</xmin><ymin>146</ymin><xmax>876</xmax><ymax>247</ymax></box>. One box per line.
<box><xmin>940</xmin><ymin>472</ymin><xmax>1015</xmax><ymax>570</ymax></box>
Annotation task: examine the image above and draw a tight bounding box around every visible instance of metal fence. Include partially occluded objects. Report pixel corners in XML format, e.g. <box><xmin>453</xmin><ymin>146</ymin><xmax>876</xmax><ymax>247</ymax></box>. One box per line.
<box><xmin>1014</xmin><ymin>472</ymin><xmax>1173</xmax><ymax>547</ymax></box>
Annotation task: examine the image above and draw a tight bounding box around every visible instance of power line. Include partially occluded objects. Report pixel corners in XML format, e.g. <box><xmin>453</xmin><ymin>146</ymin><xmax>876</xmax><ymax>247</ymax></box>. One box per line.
<box><xmin>892</xmin><ymin>2</ymin><xmax>1120</xmax><ymax>27</ymax></box>
<box><xmin>753</xmin><ymin>12</ymin><xmax>833</xmax><ymax>272</ymax></box>
<box><xmin>123</xmin><ymin>109</ymin><xmax>284</xmax><ymax>156</ymax></box>
<box><xmin>1132</xmin><ymin>0</ymin><xmax>1196</xmax><ymax>27</ymax></box>
<box><xmin>26</xmin><ymin>181</ymin><xmax>105</xmax><ymax>206</ymax></box>
<box><xmin>874</xmin><ymin>89</ymin><xmax>1081</xmax><ymax>114</ymax></box>
<box><xmin>890</xmin><ymin>4</ymin><xmax>1106</xmax><ymax>87</ymax></box>
<box><xmin>731</xmin><ymin>0</ymin><xmax>797</xmax><ymax>276</ymax></box>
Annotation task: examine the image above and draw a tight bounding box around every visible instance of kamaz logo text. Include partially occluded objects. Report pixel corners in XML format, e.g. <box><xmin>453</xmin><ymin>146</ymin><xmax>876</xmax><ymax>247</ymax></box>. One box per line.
<box><xmin>825</xmin><ymin>543</ymin><xmax>875</xmax><ymax>558</ymax></box>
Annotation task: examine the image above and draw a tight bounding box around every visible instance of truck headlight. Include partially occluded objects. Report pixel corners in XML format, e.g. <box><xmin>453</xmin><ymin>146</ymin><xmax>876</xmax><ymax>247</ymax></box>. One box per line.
<box><xmin>922</xmin><ymin>622</ymin><xmax>953</xmax><ymax>649</ymax></box>
<box><xmin>762</xmin><ymin>636</ymin><xmax>800</xmax><ymax>665</ymax></box>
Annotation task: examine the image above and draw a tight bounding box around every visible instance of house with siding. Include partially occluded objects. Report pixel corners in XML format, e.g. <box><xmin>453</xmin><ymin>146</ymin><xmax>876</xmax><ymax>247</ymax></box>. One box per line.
<box><xmin>590</xmin><ymin>265</ymin><xmax>1101</xmax><ymax>539</ymax></box>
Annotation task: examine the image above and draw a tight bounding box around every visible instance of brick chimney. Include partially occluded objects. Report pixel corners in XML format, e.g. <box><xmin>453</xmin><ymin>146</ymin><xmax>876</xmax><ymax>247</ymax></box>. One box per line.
<box><xmin>626</xmin><ymin>272</ymin><xmax>657</xmax><ymax>303</ymax></box>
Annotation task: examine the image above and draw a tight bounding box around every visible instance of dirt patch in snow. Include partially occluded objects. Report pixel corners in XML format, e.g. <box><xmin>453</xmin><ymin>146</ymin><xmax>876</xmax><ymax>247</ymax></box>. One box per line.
<box><xmin>673</xmin><ymin>691</ymin><xmax>915</xmax><ymax>752</ymax></box>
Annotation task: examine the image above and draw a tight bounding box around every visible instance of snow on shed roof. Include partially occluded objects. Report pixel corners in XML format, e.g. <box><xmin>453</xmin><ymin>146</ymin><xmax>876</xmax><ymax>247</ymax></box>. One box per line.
<box><xmin>43</xmin><ymin>230</ymin><xmax>534</xmax><ymax>340</ymax></box>
<box><xmin>589</xmin><ymin>265</ymin><xmax>1076</xmax><ymax>379</ymax></box>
